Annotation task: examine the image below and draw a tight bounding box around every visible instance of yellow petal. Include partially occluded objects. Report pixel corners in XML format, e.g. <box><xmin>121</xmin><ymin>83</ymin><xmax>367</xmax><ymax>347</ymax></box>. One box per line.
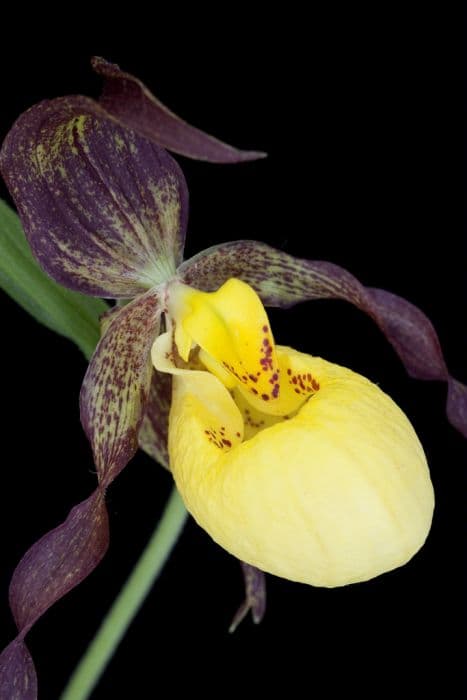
<box><xmin>168</xmin><ymin>347</ymin><xmax>434</xmax><ymax>587</ymax></box>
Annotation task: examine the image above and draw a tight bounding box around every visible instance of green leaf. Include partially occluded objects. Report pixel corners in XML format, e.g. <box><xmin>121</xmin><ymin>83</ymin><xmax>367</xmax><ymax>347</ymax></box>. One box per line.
<box><xmin>0</xmin><ymin>199</ymin><xmax>108</xmax><ymax>359</ymax></box>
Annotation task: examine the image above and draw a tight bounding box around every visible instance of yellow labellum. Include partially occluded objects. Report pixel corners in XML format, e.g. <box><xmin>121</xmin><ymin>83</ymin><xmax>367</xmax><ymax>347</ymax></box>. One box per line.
<box><xmin>153</xmin><ymin>279</ymin><xmax>434</xmax><ymax>587</ymax></box>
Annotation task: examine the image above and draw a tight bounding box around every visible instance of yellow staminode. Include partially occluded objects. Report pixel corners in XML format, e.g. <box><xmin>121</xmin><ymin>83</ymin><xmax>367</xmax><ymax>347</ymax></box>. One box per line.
<box><xmin>152</xmin><ymin>278</ymin><xmax>434</xmax><ymax>587</ymax></box>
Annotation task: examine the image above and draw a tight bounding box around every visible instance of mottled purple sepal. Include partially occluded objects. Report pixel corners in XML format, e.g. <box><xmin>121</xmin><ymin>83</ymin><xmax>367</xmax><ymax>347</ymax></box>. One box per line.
<box><xmin>92</xmin><ymin>57</ymin><xmax>266</xmax><ymax>163</ymax></box>
<box><xmin>0</xmin><ymin>97</ymin><xmax>188</xmax><ymax>297</ymax></box>
<box><xmin>179</xmin><ymin>241</ymin><xmax>466</xmax><ymax>437</ymax></box>
<box><xmin>138</xmin><ymin>369</ymin><xmax>172</xmax><ymax>470</ymax></box>
<box><xmin>0</xmin><ymin>640</ymin><xmax>37</xmax><ymax>700</ymax></box>
<box><xmin>229</xmin><ymin>563</ymin><xmax>267</xmax><ymax>633</ymax></box>
<box><xmin>80</xmin><ymin>290</ymin><xmax>161</xmax><ymax>484</ymax></box>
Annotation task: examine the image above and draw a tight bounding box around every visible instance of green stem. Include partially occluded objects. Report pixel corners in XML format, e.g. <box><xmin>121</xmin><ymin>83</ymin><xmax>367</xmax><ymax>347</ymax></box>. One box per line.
<box><xmin>60</xmin><ymin>487</ymin><xmax>188</xmax><ymax>700</ymax></box>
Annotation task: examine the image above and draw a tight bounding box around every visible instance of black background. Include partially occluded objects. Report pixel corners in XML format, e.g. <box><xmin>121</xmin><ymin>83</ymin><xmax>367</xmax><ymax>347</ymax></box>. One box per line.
<box><xmin>0</xmin><ymin>9</ymin><xmax>465</xmax><ymax>699</ymax></box>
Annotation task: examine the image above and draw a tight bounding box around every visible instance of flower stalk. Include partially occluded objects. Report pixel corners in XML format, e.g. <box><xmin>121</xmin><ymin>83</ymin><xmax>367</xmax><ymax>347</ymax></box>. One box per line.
<box><xmin>60</xmin><ymin>488</ymin><xmax>188</xmax><ymax>700</ymax></box>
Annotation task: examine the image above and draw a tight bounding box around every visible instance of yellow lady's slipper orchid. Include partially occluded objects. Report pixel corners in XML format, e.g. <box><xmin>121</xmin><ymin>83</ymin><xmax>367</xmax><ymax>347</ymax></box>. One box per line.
<box><xmin>153</xmin><ymin>278</ymin><xmax>435</xmax><ymax>587</ymax></box>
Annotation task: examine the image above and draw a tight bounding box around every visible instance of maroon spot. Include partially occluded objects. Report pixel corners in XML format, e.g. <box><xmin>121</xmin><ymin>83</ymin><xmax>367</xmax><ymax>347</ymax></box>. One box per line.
<box><xmin>272</xmin><ymin>384</ymin><xmax>280</xmax><ymax>398</ymax></box>
<box><xmin>307</xmin><ymin>373</ymin><xmax>312</xmax><ymax>381</ymax></box>
<box><xmin>262</xmin><ymin>338</ymin><xmax>270</xmax><ymax>347</ymax></box>
<box><xmin>312</xmin><ymin>379</ymin><xmax>320</xmax><ymax>390</ymax></box>
<box><xmin>222</xmin><ymin>438</ymin><xmax>232</xmax><ymax>447</ymax></box>
<box><xmin>294</xmin><ymin>388</ymin><xmax>300</xmax><ymax>394</ymax></box>
<box><xmin>292</xmin><ymin>377</ymin><xmax>297</xmax><ymax>384</ymax></box>
<box><xmin>271</xmin><ymin>373</ymin><xmax>278</xmax><ymax>381</ymax></box>
<box><xmin>287</xmin><ymin>368</ymin><xmax>292</xmax><ymax>375</ymax></box>
<box><xmin>236</xmin><ymin>432</ymin><xmax>241</xmax><ymax>437</ymax></box>
<box><xmin>249</xmin><ymin>374</ymin><xmax>258</xmax><ymax>382</ymax></box>
<box><xmin>261</xmin><ymin>393</ymin><xmax>270</xmax><ymax>401</ymax></box>
<box><xmin>251</xmin><ymin>388</ymin><xmax>258</xmax><ymax>395</ymax></box>
<box><xmin>262</xmin><ymin>325</ymin><xmax>269</xmax><ymax>333</ymax></box>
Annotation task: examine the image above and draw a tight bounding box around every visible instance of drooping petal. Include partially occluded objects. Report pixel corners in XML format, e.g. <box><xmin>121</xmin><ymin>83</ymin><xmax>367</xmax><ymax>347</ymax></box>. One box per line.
<box><xmin>1</xmin><ymin>291</ymin><xmax>162</xmax><ymax>694</ymax></box>
<box><xmin>92</xmin><ymin>57</ymin><xmax>267</xmax><ymax>163</ymax></box>
<box><xmin>0</xmin><ymin>490</ymin><xmax>108</xmax><ymax>699</ymax></box>
<box><xmin>80</xmin><ymin>289</ymin><xmax>161</xmax><ymax>484</ymax></box>
<box><xmin>229</xmin><ymin>563</ymin><xmax>267</xmax><ymax>633</ymax></box>
<box><xmin>179</xmin><ymin>241</ymin><xmax>467</xmax><ymax>437</ymax></box>
<box><xmin>0</xmin><ymin>97</ymin><xmax>188</xmax><ymax>297</ymax></box>
<box><xmin>9</xmin><ymin>491</ymin><xmax>108</xmax><ymax>632</ymax></box>
<box><xmin>167</xmin><ymin>346</ymin><xmax>434</xmax><ymax>587</ymax></box>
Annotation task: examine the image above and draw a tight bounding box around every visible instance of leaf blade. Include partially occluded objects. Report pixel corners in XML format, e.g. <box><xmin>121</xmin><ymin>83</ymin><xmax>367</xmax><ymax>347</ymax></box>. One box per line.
<box><xmin>0</xmin><ymin>199</ymin><xmax>107</xmax><ymax>358</ymax></box>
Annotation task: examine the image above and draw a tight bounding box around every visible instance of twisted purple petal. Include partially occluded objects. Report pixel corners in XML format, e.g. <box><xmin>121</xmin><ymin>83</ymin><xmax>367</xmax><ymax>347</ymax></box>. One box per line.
<box><xmin>0</xmin><ymin>292</ymin><xmax>161</xmax><ymax>698</ymax></box>
<box><xmin>0</xmin><ymin>490</ymin><xmax>108</xmax><ymax>699</ymax></box>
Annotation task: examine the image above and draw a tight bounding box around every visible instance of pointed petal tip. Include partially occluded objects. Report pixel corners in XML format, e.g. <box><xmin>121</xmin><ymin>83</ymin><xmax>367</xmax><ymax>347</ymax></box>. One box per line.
<box><xmin>228</xmin><ymin>602</ymin><xmax>250</xmax><ymax>634</ymax></box>
<box><xmin>228</xmin><ymin>562</ymin><xmax>267</xmax><ymax>633</ymax></box>
<box><xmin>90</xmin><ymin>56</ymin><xmax>266</xmax><ymax>164</ymax></box>
<box><xmin>225</xmin><ymin>149</ymin><xmax>268</xmax><ymax>163</ymax></box>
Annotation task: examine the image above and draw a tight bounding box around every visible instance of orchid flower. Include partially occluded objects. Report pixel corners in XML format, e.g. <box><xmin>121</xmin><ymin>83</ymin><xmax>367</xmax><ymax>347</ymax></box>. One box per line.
<box><xmin>0</xmin><ymin>58</ymin><xmax>465</xmax><ymax>700</ymax></box>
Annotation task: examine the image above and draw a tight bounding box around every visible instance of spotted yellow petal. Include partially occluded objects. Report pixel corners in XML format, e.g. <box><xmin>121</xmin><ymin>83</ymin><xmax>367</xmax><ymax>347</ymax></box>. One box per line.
<box><xmin>164</xmin><ymin>347</ymin><xmax>434</xmax><ymax>588</ymax></box>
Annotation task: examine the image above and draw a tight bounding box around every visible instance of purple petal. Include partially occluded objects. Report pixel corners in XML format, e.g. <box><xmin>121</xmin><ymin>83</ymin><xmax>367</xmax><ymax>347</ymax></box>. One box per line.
<box><xmin>0</xmin><ymin>97</ymin><xmax>188</xmax><ymax>297</ymax></box>
<box><xmin>80</xmin><ymin>290</ymin><xmax>161</xmax><ymax>484</ymax></box>
<box><xmin>179</xmin><ymin>241</ymin><xmax>467</xmax><ymax>437</ymax></box>
<box><xmin>0</xmin><ymin>640</ymin><xmax>37</xmax><ymax>700</ymax></box>
<box><xmin>229</xmin><ymin>563</ymin><xmax>267</xmax><ymax>633</ymax></box>
<box><xmin>92</xmin><ymin>57</ymin><xmax>266</xmax><ymax>164</ymax></box>
<box><xmin>1</xmin><ymin>292</ymin><xmax>161</xmax><ymax>695</ymax></box>
<box><xmin>0</xmin><ymin>490</ymin><xmax>108</xmax><ymax>700</ymax></box>
<box><xmin>9</xmin><ymin>491</ymin><xmax>108</xmax><ymax>632</ymax></box>
<box><xmin>138</xmin><ymin>369</ymin><xmax>172</xmax><ymax>470</ymax></box>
